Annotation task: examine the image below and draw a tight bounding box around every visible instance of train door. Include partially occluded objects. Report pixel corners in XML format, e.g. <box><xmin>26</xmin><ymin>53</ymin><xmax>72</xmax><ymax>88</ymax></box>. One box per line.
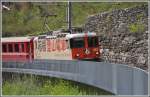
<box><xmin>27</xmin><ymin>41</ymin><xmax>33</xmax><ymax>61</ymax></box>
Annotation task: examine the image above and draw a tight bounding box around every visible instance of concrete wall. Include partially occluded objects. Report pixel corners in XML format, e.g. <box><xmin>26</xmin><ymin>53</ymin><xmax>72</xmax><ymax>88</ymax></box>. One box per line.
<box><xmin>2</xmin><ymin>60</ymin><xmax>148</xmax><ymax>95</ymax></box>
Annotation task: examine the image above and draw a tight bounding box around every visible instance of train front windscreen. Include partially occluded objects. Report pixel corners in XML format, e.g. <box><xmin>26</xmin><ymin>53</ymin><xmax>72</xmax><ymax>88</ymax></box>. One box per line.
<box><xmin>88</xmin><ymin>37</ymin><xmax>99</xmax><ymax>47</ymax></box>
<box><xmin>70</xmin><ymin>36</ymin><xmax>98</xmax><ymax>48</ymax></box>
<box><xmin>70</xmin><ymin>37</ymin><xmax>85</xmax><ymax>48</ymax></box>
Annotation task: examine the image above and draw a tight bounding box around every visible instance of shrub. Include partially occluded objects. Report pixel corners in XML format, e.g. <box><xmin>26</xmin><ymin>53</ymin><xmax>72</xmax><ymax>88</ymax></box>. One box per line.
<box><xmin>128</xmin><ymin>23</ymin><xmax>145</xmax><ymax>33</ymax></box>
<box><xmin>2</xmin><ymin>74</ymin><xmax>113</xmax><ymax>95</ymax></box>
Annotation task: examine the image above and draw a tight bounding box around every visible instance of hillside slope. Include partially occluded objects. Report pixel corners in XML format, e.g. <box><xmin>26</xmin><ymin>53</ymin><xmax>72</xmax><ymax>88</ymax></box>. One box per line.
<box><xmin>84</xmin><ymin>4</ymin><xmax>148</xmax><ymax>70</ymax></box>
<box><xmin>2</xmin><ymin>2</ymin><xmax>146</xmax><ymax>37</ymax></box>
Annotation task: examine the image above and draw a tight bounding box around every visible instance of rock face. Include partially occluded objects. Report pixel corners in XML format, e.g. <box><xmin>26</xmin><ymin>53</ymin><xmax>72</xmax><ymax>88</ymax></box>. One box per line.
<box><xmin>84</xmin><ymin>4</ymin><xmax>148</xmax><ymax>70</ymax></box>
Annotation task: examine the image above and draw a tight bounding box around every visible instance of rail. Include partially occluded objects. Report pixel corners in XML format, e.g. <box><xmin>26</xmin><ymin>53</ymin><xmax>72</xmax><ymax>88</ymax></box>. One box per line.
<box><xmin>2</xmin><ymin>59</ymin><xmax>148</xmax><ymax>95</ymax></box>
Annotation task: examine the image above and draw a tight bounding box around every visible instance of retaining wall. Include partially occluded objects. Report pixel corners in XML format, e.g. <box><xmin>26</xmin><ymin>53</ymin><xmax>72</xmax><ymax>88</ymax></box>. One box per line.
<box><xmin>2</xmin><ymin>60</ymin><xmax>148</xmax><ymax>95</ymax></box>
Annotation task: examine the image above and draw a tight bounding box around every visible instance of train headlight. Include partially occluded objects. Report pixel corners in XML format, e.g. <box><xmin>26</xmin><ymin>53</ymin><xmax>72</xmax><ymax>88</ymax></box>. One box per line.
<box><xmin>76</xmin><ymin>53</ymin><xmax>79</xmax><ymax>57</ymax></box>
<box><xmin>96</xmin><ymin>52</ymin><xmax>99</xmax><ymax>55</ymax></box>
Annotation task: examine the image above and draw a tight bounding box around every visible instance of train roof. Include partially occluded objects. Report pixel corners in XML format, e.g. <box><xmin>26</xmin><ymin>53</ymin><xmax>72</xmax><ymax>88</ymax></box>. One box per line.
<box><xmin>2</xmin><ymin>36</ymin><xmax>34</xmax><ymax>43</ymax></box>
<box><xmin>66</xmin><ymin>32</ymin><xmax>96</xmax><ymax>39</ymax></box>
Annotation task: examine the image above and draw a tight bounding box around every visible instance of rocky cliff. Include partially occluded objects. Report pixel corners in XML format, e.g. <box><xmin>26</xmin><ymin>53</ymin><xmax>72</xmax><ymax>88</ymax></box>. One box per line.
<box><xmin>84</xmin><ymin>4</ymin><xmax>148</xmax><ymax>70</ymax></box>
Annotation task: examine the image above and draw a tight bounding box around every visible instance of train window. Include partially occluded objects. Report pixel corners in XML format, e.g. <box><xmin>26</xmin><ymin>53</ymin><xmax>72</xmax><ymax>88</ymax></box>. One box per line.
<box><xmin>26</xmin><ymin>43</ymin><xmax>30</xmax><ymax>52</ymax></box>
<box><xmin>70</xmin><ymin>37</ymin><xmax>84</xmax><ymax>48</ymax></box>
<box><xmin>8</xmin><ymin>44</ymin><xmax>13</xmax><ymax>52</ymax></box>
<box><xmin>2</xmin><ymin>44</ymin><xmax>7</xmax><ymax>52</ymax></box>
<box><xmin>14</xmin><ymin>43</ymin><xmax>19</xmax><ymax>52</ymax></box>
<box><xmin>88</xmin><ymin>37</ymin><xmax>98</xmax><ymax>47</ymax></box>
<box><xmin>21</xmin><ymin>43</ymin><xmax>25</xmax><ymax>52</ymax></box>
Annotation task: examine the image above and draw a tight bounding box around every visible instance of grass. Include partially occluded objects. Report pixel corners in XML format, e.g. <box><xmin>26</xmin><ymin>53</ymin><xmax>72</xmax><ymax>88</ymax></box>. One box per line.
<box><xmin>2</xmin><ymin>73</ymin><xmax>113</xmax><ymax>95</ymax></box>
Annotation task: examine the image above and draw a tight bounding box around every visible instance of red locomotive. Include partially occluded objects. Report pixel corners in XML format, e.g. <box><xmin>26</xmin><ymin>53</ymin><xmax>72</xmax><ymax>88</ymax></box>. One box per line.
<box><xmin>66</xmin><ymin>33</ymin><xmax>100</xmax><ymax>59</ymax></box>
<box><xmin>2</xmin><ymin>32</ymin><xmax>100</xmax><ymax>62</ymax></box>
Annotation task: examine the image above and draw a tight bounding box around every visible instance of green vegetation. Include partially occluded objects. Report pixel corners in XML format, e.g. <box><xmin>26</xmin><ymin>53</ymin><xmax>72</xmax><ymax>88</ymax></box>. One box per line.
<box><xmin>136</xmin><ymin>13</ymin><xmax>144</xmax><ymax>21</ymax></box>
<box><xmin>129</xmin><ymin>22</ymin><xmax>145</xmax><ymax>33</ymax></box>
<box><xmin>2</xmin><ymin>2</ymin><xmax>147</xmax><ymax>37</ymax></box>
<box><xmin>2</xmin><ymin>73</ymin><xmax>113</xmax><ymax>95</ymax></box>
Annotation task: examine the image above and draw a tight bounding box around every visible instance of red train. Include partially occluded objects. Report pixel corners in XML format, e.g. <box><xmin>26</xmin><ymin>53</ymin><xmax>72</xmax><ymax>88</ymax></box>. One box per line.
<box><xmin>2</xmin><ymin>32</ymin><xmax>100</xmax><ymax>62</ymax></box>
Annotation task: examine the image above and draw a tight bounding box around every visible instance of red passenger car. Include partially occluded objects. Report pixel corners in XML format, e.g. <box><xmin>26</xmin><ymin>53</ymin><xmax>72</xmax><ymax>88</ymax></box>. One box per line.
<box><xmin>2</xmin><ymin>37</ymin><xmax>34</xmax><ymax>62</ymax></box>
